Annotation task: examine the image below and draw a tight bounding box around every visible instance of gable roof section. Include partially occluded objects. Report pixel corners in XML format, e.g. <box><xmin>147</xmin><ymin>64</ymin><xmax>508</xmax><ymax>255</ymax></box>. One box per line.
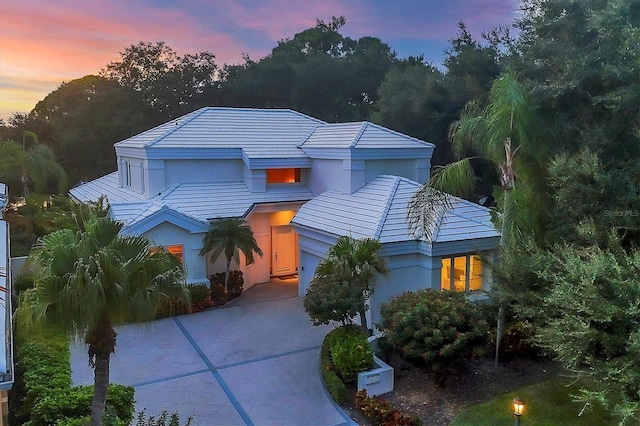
<box><xmin>292</xmin><ymin>175</ymin><xmax>499</xmax><ymax>245</ymax></box>
<box><xmin>115</xmin><ymin>107</ymin><xmax>325</xmax><ymax>160</ymax></box>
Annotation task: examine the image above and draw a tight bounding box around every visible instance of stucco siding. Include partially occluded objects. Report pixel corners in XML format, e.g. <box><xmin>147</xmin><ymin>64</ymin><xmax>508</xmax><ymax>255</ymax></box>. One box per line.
<box><xmin>143</xmin><ymin>222</ymin><xmax>208</xmax><ymax>284</ymax></box>
<box><xmin>307</xmin><ymin>159</ymin><xmax>349</xmax><ymax>195</ymax></box>
<box><xmin>164</xmin><ymin>159</ymin><xmax>244</xmax><ymax>186</ymax></box>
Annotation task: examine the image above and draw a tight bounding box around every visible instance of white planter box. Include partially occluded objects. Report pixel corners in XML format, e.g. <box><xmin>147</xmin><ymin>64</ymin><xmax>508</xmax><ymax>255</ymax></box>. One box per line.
<box><xmin>357</xmin><ymin>355</ymin><xmax>394</xmax><ymax>396</ymax></box>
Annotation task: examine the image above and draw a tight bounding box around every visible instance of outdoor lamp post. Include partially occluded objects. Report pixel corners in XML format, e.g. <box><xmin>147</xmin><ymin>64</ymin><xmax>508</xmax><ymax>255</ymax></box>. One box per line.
<box><xmin>513</xmin><ymin>397</ymin><xmax>525</xmax><ymax>426</ymax></box>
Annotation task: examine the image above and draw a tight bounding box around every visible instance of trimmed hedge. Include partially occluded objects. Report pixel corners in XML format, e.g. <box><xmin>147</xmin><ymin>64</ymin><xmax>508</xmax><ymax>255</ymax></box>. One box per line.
<box><xmin>10</xmin><ymin>333</ymin><xmax>134</xmax><ymax>425</ymax></box>
<box><xmin>330</xmin><ymin>331</ymin><xmax>374</xmax><ymax>383</ymax></box>
<box><xmin>320</xmin><ymin>328</ymin><xmax>350</xmax><ymax>404</ymax></box>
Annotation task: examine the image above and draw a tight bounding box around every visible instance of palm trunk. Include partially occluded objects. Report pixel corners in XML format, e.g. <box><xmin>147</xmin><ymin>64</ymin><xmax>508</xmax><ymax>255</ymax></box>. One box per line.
<box><xmin>224</xmin><ymin>259</ymin><xmax>231</xmax><ymax>293</ymax></box>
<box><xmin>90</xmin><ymin>351</ymin><xmax>111</xmax><ymax>426</ymax></box>
<box><xmin>358</xmin><ymin>309</ymin><xmax>370</xmax><ymax>336</ymax></box>
<box><xmin>86</xmin><ymin>321</ymin><xmax>117</xmax><ymax>426</ymax></box>
<box><xmin>495</xmin><ymin>185</ymin><xmax>513</xmax><ymax>366</ymax></box>
<box><xmin>21</xmin><ymin>171</ymin><xmax>29</xmax><ymax>197</ymax></box>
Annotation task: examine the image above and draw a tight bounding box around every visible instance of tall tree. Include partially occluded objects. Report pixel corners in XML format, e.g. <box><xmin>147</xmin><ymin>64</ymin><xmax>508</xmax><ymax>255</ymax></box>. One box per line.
<box><xmin>200</xmin><ymin>217</ymin><xmax>263</xmax><ymax>294</ymax></box>
<box><xmin>15</xmin><ymin>215</ymin><xmax>189</xmax><ymax>425</ymax></box>
<box><xmin>28</xmin><ymin>75</ymin><xmax>153</xmax><ymax>182</ymax></box>
<box><xmin>102</xmin><ymin>42</ymin><xmax>219</xmax><ymax>118</ymax></box>
<box><xmin>313</xmin><ymin>236</ymin><xmax>388</xmax><ymax>335</ymax></box>
<box><xmin>0</xmin><ymin>137</ymin><xmax>67</xmax><ymax>197</ymax></box>
<box><xmin>407</xmin><ymin>72</ymin><xmax>544</xmax><ymax>363</ymax></box>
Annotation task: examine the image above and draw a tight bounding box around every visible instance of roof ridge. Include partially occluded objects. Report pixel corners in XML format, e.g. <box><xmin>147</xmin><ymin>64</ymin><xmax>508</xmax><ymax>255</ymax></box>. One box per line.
<box><xmin>372</xmin><ymin>176</ymin><xmax>400</xmax><ymax>240</ymax></box>
<box><xmin>349</xmin><ymin>122</ymin><xmax>369</xmax><ymax>149</ymax></box>
<box><xmin>365</xmin><ymin>121</ymin><xmax>434</xmax><ymax>147</ymax></box>
<box><xmin>144</xmin><ymin>108</ymin><xmax>209</xmax><ymax>148</ymax></box>
<box><xmin>296</xmin><ymin>124</ymin><xmax>323</xmax><ymax>148</ymax></box>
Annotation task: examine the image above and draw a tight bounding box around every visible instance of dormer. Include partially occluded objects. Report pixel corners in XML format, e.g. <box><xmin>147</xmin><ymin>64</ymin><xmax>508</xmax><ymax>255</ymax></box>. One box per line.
<box><xmin>297</xmin><ymin>122</ymin><xmax>434</xmax><ymax>195</ymax></box>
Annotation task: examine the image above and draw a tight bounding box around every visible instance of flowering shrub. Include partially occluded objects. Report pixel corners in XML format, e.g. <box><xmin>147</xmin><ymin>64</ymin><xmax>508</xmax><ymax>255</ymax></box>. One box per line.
<box><xmin>188</xmin><ymin>283</ymin><xmax>215</xmax><ymax>312</ymax></box>
<box><xmin>355</xmin><ymin>390</ymin><xmax>423</xmax><ymax>426</ymax></box>
<box><xmin>378</xmin><ymin>289</ymin><xmax>488</xmax><ymax>386</ymax></box>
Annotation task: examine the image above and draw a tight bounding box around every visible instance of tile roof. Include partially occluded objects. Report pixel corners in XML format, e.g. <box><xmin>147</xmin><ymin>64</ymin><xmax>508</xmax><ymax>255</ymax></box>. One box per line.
<box><xmin>72</xmin><ymin>175</ymin><xmax>314</xmax><ymax>231</ymax></box>
<box><xmin>299</xmin><ymin>122</ymin><xmax>433</xmax><ymax>150</ymax></box>
<box><xmin>291</xmin><ymin>175</ymin><xmax>499</xmax><ymax>244</ymax></box>
<box><xmin>115</xmin><ymin>107</ymin><xmax>324</xmax><ymax>159</ymax></box>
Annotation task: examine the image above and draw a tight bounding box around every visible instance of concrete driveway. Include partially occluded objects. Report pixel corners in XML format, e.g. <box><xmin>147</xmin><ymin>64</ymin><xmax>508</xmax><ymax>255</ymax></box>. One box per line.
<box><xmin>70</xmin><ymin>279</ymin><xmax>355</xmax><ymax>426</ymax></box>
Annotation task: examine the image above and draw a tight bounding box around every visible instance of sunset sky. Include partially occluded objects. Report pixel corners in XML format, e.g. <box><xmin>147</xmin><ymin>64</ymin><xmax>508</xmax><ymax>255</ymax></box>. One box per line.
<box><xmin>0</xmin><ymin>0</ymin><xmax>518</xmax><ymax>120</ymax></box>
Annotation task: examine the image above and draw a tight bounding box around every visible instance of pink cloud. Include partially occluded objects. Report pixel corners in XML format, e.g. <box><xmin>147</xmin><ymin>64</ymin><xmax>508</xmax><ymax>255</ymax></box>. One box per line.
<box><xmin>0</xmin><ymin>0</ymin><xmax>518</xmax><ymax>120</ymax></box>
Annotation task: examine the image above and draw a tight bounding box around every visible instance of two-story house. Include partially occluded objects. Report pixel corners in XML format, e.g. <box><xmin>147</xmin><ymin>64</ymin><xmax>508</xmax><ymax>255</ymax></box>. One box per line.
<box><xmin>71</xmin><ymin>107</ymin><xmax>499</xmax><ymax>324</ymax></box>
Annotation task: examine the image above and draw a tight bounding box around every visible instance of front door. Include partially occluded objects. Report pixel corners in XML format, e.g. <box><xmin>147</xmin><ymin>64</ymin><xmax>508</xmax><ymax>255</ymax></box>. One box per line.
<box><xmin>271</xmin><ymin>225</ymin><xmax>297</xmax><ymax>276</ymax></box>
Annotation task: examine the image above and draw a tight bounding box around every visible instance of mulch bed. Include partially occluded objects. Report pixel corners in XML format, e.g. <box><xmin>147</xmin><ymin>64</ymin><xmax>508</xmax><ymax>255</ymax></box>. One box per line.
<box><xmin>341</xmin><ymin>355</ymin><xmax>566</xmax><ymax>425</ymax></box>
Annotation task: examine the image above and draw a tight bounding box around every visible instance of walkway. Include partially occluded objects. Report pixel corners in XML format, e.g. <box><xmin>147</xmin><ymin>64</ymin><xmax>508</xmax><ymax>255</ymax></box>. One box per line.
<box><xmin>70</xmin><ymin>279</ymin><xmax>355</xmax><ymax>425</ymax></box>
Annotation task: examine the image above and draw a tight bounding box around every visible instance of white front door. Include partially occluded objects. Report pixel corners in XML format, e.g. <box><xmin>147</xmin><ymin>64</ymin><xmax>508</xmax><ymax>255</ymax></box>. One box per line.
<box><xmin>271</xmin><ymin>225</ymin><xmax>297</xmax><ymax>276</ymax></box>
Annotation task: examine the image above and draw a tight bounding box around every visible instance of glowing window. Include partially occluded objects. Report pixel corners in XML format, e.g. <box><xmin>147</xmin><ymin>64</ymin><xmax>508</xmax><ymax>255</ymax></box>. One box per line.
<box><xmin>150</xmin><ymin>245</ymin><xmax>183</xmax><ymax>262</ymax></box>
<box><xmin>267</xmin><ymin>168</ymin><xmax>301</xmax><ymax>183</ymax></box>
<box><xmin>441</xmin><ymin>254</ymin><xmax>483</xmax><ymax>292</ymax></box>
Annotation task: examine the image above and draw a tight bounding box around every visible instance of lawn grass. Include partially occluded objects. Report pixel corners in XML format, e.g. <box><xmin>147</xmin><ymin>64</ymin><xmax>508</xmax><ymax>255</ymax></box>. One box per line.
<box><xmin>450</xmin><ymin>377</ymin><xmax>616</xmax><ymax>426</ymax></box>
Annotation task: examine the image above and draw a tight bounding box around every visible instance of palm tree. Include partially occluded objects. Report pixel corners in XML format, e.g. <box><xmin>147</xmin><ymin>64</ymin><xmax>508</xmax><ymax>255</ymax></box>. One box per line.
<box><xmin>15</xmin><ymin>215</ymin><xmax>190</xmax><ymax>425</ymax></box>
<box><xmin>407</xmin><ymin>71</ymin><xmax>544</xmax><ymax>363</ymax></box>
<box><xmin>315</xmin><ymin>236</ymin><xmax>388</xmax><ymax>335</ymax></box>
<box><xmin>200</xmin><ymin>217</ymin><xmax>263</xmax><ymax>294</ymax></box>
<box><xmin>0</xmin><ymin>134</ymin><xmax>67</xmax><ymax>197</ymax></box>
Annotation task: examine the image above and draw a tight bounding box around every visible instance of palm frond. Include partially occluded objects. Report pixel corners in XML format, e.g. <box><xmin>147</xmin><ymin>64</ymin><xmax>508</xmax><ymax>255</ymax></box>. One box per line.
<box><xmin>407</xmin><ymin>159</ymin><xmax>474</xmax><ymax>240</ymax></box>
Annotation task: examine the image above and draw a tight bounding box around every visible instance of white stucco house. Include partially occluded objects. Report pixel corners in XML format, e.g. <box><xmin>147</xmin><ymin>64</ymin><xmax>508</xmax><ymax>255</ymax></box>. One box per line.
<box><xmin>71</xmin><ymin>107</ymin><xmax>499</xmax><ymax>324</ymax></box>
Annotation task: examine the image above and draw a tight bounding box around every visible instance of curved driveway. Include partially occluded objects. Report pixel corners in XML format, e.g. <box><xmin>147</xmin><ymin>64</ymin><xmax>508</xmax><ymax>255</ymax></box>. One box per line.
<box><xmin>70</xmin><ymin>280</ymin><xmax>355</xmax><ymax>425</ymax></box>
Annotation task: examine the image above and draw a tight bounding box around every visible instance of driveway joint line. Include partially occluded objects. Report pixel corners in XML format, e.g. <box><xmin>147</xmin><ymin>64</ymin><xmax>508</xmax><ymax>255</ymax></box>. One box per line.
<box><xmin>217</xmin><ymin>345</ymin><xmax>321</xmax><ymax>370</ymax></box>
<box><xmin>131</xmin><ymin>368</ymin><xmax>210</xmax><ymax>387</ymax></box>
<box><xmin>173</xmin><ymin>316</ymin><xmax>254</xmax><ymax>426</ymax></box>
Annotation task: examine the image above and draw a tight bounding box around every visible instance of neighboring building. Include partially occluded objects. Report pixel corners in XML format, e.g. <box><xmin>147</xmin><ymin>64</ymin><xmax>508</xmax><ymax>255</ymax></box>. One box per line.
<box><xmin>71</xmin><ymin>107</ymin><xmax>499</xmax><ymax>321</ymax></box>
<box><xmin>0</xmin><ymin>183</ymin><xmax>14</xmax><ymax>425</ymax></box>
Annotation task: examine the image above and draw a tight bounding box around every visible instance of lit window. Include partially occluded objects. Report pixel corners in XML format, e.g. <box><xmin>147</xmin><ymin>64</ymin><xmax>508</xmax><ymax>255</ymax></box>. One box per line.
<box><xmin>441</xmin><ymin>254</ymin><xmax>483</xmax><ymax>292</ymax></box>
<box><xmin>150</xmin><ymin>245</ymin><xmax>183</xmax><ymax>262</ymax></box>
<box><xmin>267</xmin><ymin>168</ymin><xmax>301</xmax><ymax>183</ymax></box>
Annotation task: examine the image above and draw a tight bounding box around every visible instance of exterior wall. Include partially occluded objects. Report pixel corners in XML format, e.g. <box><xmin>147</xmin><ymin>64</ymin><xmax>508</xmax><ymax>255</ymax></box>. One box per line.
<box><xmin>164</xmin><ymin>159</ymin><xmax>244</xmax><ymax>186</ymax></box>
<box><xmin>143</xmin><ymin>222</ymin><xmax>208</xmax><ymax>284</ymax></box>
<box><xmin>365</xmin><ymin>159</ymin><xmax>430</xmax><ymax>184</ymax></box>
<box><xmin>118</xmin><ymin>157</ymin><xmax>145</xmax><ymax>194</ymax></box>
<box><xmin>369</xmin><ymin>253</ymin><xmax>438</xmax><ymax>327</ymax></box>
<box><xmin>307</xmin><ymin>159</ymin><xmax>351</xmax><ymax>195</ymax></box>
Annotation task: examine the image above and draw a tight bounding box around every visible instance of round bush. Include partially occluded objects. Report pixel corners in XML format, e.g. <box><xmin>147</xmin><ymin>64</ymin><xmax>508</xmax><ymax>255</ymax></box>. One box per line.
<box><xmin>378</xmin><ymin>289</ymin><xmax>488</xmax><ymax>386</ymax></box>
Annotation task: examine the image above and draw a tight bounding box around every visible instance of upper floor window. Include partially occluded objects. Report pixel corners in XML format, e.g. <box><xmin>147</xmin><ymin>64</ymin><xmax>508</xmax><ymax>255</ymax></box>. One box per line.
<box><xmin>267</xmin><ymin>168</ymin><xmax>301</xmax><ymax>184</ymax></box>
<box><xmin>125</xmin><ymin>161</ymin><xmax>132</xmax><ymax>187</ymax></box>
<box><xmin>441</xmin><ymin>254</ymin><xmax>483</xmax><ymax>292</ymax></box>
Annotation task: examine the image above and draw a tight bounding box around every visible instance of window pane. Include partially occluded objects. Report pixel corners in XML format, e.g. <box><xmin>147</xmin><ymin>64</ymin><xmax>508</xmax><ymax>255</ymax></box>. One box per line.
<box><xmin>453</xmin><ymin>256</ymin><xmax>466</xmax><ymax>291</ymax></box>
<box><xmin>468</xmin><ymin>255</ymin><xmax>482</xmax><ymax>291</ymax></box>
<box><xmin>441</xmin><ymin>258</ymin><xmax>452</xmax><ymax>290</ymax></box>
<box><xmin>166</xmin><ymin>245</ymin><xmax>184</xmax><ymax>262</ymax></box>
<box><xmin>267</xmin><ymin>168</ymin><xmax>300</xmax><ymax>183</ymax></box>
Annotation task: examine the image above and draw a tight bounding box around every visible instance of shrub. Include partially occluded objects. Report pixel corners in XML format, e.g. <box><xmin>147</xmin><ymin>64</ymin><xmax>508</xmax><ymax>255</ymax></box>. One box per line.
<box><xmin>187</xmin><ymin>283</ymin><xmax>214</xmax><ymax>312</ymax></box>
<box><xmin>209</xmin><ymin>270</ymin><xmax>244</xmax><ymax>295</ymax></box>
<box><xmin>10</xmin><ymin>333</ymin><xmax>135</xmax><ymax>425</ymax></box>
<box><xmin>209</xmin><ymin>283</ymin><xmax>227</xmax><ymax>306</ymax></box>
<box><xmin>31</xmin><ymin>384</ymin><xmax>134</xmax><ymax>425</ymax></box>
<box><xmin>133</xmin><ymin>409</ymin><xmax>194</xmax><ymax>425</ymax></box>
<box><xmin>331</xmin><ymin>331</ymin><xmax>374</xmax><ymax>383</ymax></box>
<box><xmin>355</xmin><ymin>390</ymin><xmax>423</xmax><ymax>426</ymax></box>
<box><xmin>13</xmin><ymin>273</ymin><xmax>36</xmax><ymax>295</ymax></box>
<box><xmin>320</xmin><ymin>327</ymin><xmax>350</xmax><ymax>404</ymax></box>
<box><xmin>378</xmin><ymin>289</ymin><xmax>488</xmax><ymax>386</ymax></box>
